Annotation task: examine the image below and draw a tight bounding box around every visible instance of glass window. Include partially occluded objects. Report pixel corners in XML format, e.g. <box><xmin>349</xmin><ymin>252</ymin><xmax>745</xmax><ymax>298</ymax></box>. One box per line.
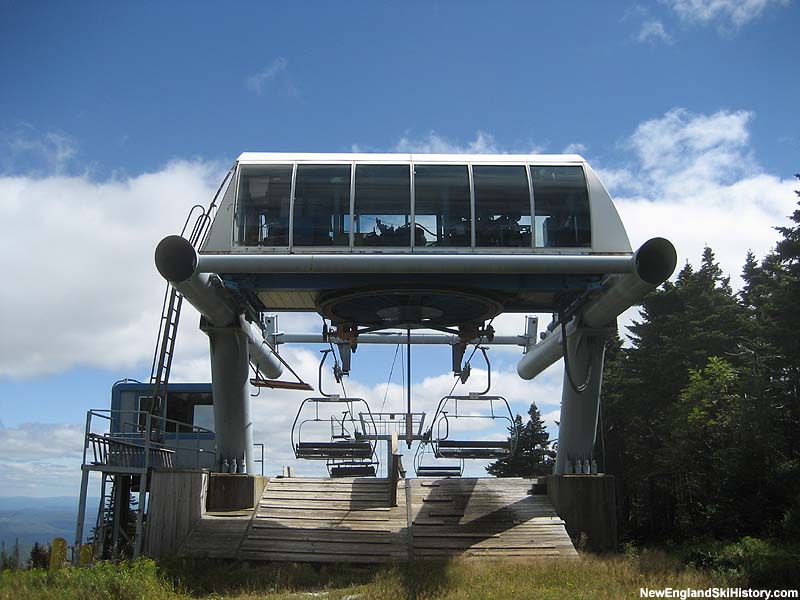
<box><xmin>236</xmin><ymin>165</ymin><xmax>293</xmax><ymax>246</ymax></box>
<box><xmin>473</xmin><ymin>165</ymin><xmax>531</xmax><ymax>247</ymax></box>
<box><xmin>353</xmin><ymin>164</ymin><xmax>411</xmax><ymax>247</ymax></box>
<box><xmin>531</xmin><ymin>166</ymin><xmax>591</xmax><ymax>248</ymax></box>
<box><xmin>413</xmin><ymin>165</ymin><xmax>471</xmax><ymax>247</ymax></box>
<box><xmin>293</xmin><ymin>164</ymin><xmax>351</xmax><ymax>246</ymax></box>
<box><xmin>165</xmin><ymin>391</ymin><xmax>212</xmax><ymax>432</ymax></box>
<box><xmin>193</xmin><ymin>405</ymin><xmax>215</xmax><ymax>431</ymax></box>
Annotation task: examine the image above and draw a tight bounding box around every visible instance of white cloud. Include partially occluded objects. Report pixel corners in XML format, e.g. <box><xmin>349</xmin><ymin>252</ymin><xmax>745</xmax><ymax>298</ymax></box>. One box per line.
<box><xmin>0</xmin><ymin>422</ymin><xmax>84</xmax><ymax>459</ymax></box>
<box><xmin>391</xmin><ymin>131</ymin><xmax>544</xmax><ymax>155</ymax></box>
<box><xmin>0</xmin><ymin>460</ymin><xmax>83</xmax><ymax>497</ymax></box>
<box><xmin>599</xmin><ymin>107</ymin><xmax>795</xmax><ymax>290</ymax></box>
<box><xmin>563</xmin><ymin>143</ymin><xmax>588</xmax><ymax>155</ymax></box>
<box><xmin>665</xmin><ymin>0</ymin><xmax>789</xmax><ymax>27</ymax></box>
<box><xmin>0</xmin><ymin>423</ymin><xmax>86</xmax><ymax>497</ymax></box>
<box><xmin>0</xmin><ymin>159</ymin><xmax>224</xmax><ymax>378</ymax></box>
<box><xmin>1</xmin><ymin>126</ymin><xmax>79</xmax><ymax>175</ymax></box>
<box><xmin>245</xmin><ymin>57</ymin><xmax>289</xmax><ymax>95</ymax></box>
<box><xmin>637</xmin><ymin>19</ymin><xmax>674</xmax><ymax>44</ymax></box>
<box><xmin>394</xmin><ymin>131</ymin><xmax>499</xmax><ymax>154</ymax></box>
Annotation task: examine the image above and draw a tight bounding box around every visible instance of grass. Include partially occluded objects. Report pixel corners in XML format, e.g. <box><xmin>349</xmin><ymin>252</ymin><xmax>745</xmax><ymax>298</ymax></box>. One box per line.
<box><xmin>0</xmin><ymin>552</ymin><xmax>730</xmax><ymax>600</ymax></box>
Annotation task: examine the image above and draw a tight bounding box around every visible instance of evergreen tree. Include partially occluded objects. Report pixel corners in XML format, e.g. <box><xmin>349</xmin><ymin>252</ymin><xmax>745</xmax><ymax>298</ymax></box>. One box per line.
<box><xmin>486</xmin><ymin>401</ymin><xmax>555</xmax><ymax>477</ymax></box>
<box><xmin>0</xmin><ymin>539</ymin><xmax>20</xmax><ymax>571</ymax></box>
<box><xmin>748</xmin><ymin>176</ymin><xmax>800</xmax><ymax>537</ymax></box>
<box><xmin>604</xmin><ymin>247</ymin><xmax>752</xmax><ymax>541</ymax></box>
<box><xmin>27</xmin><ymin>542</ymin><xmax>50</xmax><ymax>570</ymax></box>
<box><xmin>602</xmin><ymin>178</ymin><xmax>800</xmax><ymax>544</ymax></box>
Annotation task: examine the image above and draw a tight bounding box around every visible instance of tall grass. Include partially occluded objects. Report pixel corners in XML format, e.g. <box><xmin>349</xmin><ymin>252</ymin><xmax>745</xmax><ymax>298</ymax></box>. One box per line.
<box><xmin>0</xmin><ymin>558</ymin><xmax>179</xmax><ymax>600</ymax></box>
<box><xmin>363</xmin><ymin>555</ymin><xmax>721</xmax><ymax>600</ymax></box>
<box><xmin>0</xmin><ymin>553</ymin><xmax>727</xmax><ymax>600</ymax></box>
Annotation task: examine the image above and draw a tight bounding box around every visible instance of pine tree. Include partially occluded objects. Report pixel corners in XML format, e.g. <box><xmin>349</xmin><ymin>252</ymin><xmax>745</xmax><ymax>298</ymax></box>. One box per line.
<box><xmin>604</xmin><ymin>247</ymin><xmax>751</xmax><ymax>541</ymax></box>
<box><xmin>743</xmin><ymin>175</ymin><xmax>800</xmax><ymax>536</ymax></box>
<box><xmin>27</xmin><ymin>542</ymin><xmax>50</xmax><ymax>570</ymax></box>
<box><xmin>486</xmin><ymin>402</ymin><xmax>555</xmax><ymax>477</ymax></box>
<box><xmin>0</xmin><ymin>539</ymin><xmax>21</xmax><ymax>571</ymax></box>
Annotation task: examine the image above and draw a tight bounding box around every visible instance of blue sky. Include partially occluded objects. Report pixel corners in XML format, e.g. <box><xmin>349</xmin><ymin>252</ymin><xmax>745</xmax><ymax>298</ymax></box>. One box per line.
<box><xmin>1</xmin><ymin>0</ymin><xmax>798</xmax><ymax>495</ymax></box>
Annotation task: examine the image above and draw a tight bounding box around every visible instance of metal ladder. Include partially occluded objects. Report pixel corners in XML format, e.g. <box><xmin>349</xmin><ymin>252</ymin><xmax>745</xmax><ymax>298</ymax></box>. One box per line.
<box><xmin>146</xmin><ymin>166</ymin><xmax>233</xmax><ymax>420</ymax></box>
<box><xmin>90</xmin><ymin>473</ymin><xmax>136</xmax><ymax>560</ymax></box>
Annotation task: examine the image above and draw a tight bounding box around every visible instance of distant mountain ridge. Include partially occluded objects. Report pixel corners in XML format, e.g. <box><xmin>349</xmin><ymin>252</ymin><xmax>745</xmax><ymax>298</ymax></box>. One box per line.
<box><xmin>0</xmin><ymin>496</ymin><xmax>96</xmax><ymax>561</ymax></box>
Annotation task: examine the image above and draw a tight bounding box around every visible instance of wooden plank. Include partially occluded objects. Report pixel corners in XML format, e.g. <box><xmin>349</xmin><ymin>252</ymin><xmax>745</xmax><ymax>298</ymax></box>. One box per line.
<box><xmin>261</xmin><ymin>493</ymin><xmax>389</xmax><ymax>502</ymax></box>
<box><xmin>247</xmin><ymin>530</ymin><xmax>404</xmax><ymax>544</ymax></box>
<box><xmin>414</xmin><ymin>549</ymin><xmax>563</xmax><ymax>558</ymax></box>
<box><xmin>267</xmin><ymin>477</ymin><xmax>388</xmax><ymax>484</ymax></box>
<box><xmin>230</xmin><ymin>476</ymin><xmax>577</xmax><ymax>563</ymax></box>
<box><xmin>242</xmin><ymin>539</ymin><xmax>398</xmax><ymax>554</ymax></box>
<box><xmin>238</xmin><ymin>550</ymin><xmax>404</xmax><ymax>563</ymax></box>
<box><xmin>256</xmin><ymin>509</ymin><xmax>390</xmax><ymax>520</ymax></box>
<box><xmin>249</xmin><ymin>378</ymin><xmax>314</xmax><ymax>391</ymax></box>
<box><xmin>263</xmin><ymin>491</ymin><xmax>388</xmax><ymax>498</ymax></box>
<box><xmin>265</xmin><ymin>480</ymin><xmax>390</xmax><ymax>487</ymax></box>
<box><xmin>412</xmin><ymin>527</ymin><xmax>570</xmax><ymax>537</ymax></box>
<box><xmin>254</xmin><ymin>513</ymin><xmax>389</xmax><ymax>526</ymax></box>
<box><xmin>251</xmin><ymin>519</ymin><xmax>393</xmax><ymax>532</ymax></box>
<box><xmin>258</xmin><ymin>502</ymin><xmax>392</xmax><ymax>511</ymax></box>
<box><xmin>413</xmin><ymin>538</ymin><xmax>568</xmax><ymax>550</ymax></box>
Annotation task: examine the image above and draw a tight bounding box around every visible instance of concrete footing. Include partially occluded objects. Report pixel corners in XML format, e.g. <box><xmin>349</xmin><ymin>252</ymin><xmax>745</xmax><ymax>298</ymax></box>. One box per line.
<box><xmin>546</xmin><ymin>474</ymin><xmax>618</xmax><ymax>552</ymax></box>
<box><xmin>206</xmin><ymin>473</ymin><xmax>267</xmax><ymax>512</ymax></box>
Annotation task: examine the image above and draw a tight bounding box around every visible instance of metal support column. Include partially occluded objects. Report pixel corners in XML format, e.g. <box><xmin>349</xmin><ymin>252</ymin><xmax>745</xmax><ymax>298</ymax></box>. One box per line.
<box><xmin>73</xmin><ymin>467</ymin><xmax>90</xmax><ymax>565</ymax></box>
<box><xmin>206</xmin><ymin>324</ymin><xmax>255</xmax><ymax>474</ymax></box>
<box><xmin>554</xmin><ymin>329</ymin><xmax>609</xmax><ymax>474</ymax></box>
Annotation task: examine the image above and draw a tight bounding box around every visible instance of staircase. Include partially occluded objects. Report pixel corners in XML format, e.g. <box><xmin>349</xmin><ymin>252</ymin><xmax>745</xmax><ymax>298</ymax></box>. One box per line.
<box><xmin>407</xmin><ymin>477</ymin><xmax>577</xmax><ymax>558</ymax></box>
<box><xmin>238</xmin><ymin>477</ymin><xmax>407</xmax><ymax>563</ymax></box>
<box><xmin>177</xmin><ymin>476</ymin><xmax>577</xmax><ymax>562</ymax></box>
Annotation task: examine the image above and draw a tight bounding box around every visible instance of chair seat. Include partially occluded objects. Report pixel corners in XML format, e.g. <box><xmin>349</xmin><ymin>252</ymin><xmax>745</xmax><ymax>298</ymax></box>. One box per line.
<box><xmin>436</xmin><ymin>440</ymin><xmax>510</xmax><ymax>449</ymax></box>
<box><xmin>296</xmin><ymin>441</ymin><xmax>373</xmax><ymax>459</ymax></box>
<box><xmin>437</xmin><ymin>448</ymin><xmax>509</xmax><ymax>459</ymax></box>
<box><xmin>416</xmin><ymin>465</ymin><xmax>462</xmax><ymax>477</ymax></box>
<box><xmin>329</xmin><ymin>465</ymin><xmax>377</xmax><ymax>478</ymax></box>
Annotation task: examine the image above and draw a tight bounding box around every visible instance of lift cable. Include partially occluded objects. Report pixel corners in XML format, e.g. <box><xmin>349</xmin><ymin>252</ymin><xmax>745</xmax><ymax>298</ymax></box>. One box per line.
<box><xmin>400</xmin><ymin>341</ymin><xmax>405</xmax><ymax>412</ymax></box>
<box><xmin>379</xmin><ymin>344</ymin><xmax>402</xmax><ymax>413</ymax></box>
<box><xmin>406</xmin><ymin>329</ymin><xmax>412</xmax><ymax>424</ymax></box>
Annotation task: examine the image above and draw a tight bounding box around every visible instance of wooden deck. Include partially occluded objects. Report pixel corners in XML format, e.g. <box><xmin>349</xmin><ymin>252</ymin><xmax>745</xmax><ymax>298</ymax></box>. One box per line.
<box><xmin>177</xmin><ymin>476</ymin><xmax>577</xmax><ymax>562</ymax></box>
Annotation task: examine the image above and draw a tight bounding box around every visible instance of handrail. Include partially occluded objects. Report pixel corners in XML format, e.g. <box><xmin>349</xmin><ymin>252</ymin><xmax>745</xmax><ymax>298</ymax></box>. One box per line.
<box><xmin>83</xmin><ymin>409</ymin><xmax>216</xmax><ymax>470</ymax></box>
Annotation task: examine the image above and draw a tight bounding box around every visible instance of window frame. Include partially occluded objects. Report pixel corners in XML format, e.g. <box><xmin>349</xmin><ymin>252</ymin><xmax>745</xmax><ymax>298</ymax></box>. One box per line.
<box><xmin>233</xmin><ymin>162</ymin><xmax>295</xmax><ymax>252</ymax></box>
<box><xmin>529</xmin><ymin>163</ymin><xmax>593</xmax><ymax>250</ymax></box>
<box><xmin>410</xmin><ymin>162</ymin><xmax>475</xmax><ymax>252</ymax></box>
<box><xmin>290</xmin><ymin>161</ymin><xmax>355</xmax><ymax>251</ymax></box>
<box><xmin>470</xmin><ymin>161</ymin><xmax>535</xmax><ymax>252</ymax></box>
<box><xmin>229</xmin><ymin>158</ymin><xmax>594</xmax><ymax>253</ymax></box>
<box><xmin>351</xmin><ymin>161</ymin><xmax>413</xmax><ymax>252</ymax></box>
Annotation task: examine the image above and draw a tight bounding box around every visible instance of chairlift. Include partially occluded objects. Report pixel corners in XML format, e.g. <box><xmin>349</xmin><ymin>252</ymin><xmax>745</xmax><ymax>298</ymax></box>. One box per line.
<box><xmin>290</xmin><ymin>349</ymin><xmax>379</xmax><ymax>471</ymax></box>
<box><xmin>413</xmin><ymin>438</ymin><xmax>463</xmax><ymax>477</ymax></box>
<box><xmin>428</xmin><ymin>347</ymin><xmax>517</xmax><ymax>460</ymax></box>
<box><xmin>327</xmin><ymin>458</ymin><xmax>377</xmax><ymax>478</ymax></box>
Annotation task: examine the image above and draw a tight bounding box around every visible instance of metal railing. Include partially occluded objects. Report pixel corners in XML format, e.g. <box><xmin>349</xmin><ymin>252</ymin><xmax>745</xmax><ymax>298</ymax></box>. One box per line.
<box><xmin>254</xmin><ymin>443</ymin><xmax>265</xmax><ymax>477</ymax></box>
<box><xmin>360</xmin><ymin>412</ymin><xmax>426</xmax><ymax>439</ymax></box>
<box><xmin>82</xmin><ymin>409</ymin><xmax>217</xmax><ymax>472</ymax></box>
